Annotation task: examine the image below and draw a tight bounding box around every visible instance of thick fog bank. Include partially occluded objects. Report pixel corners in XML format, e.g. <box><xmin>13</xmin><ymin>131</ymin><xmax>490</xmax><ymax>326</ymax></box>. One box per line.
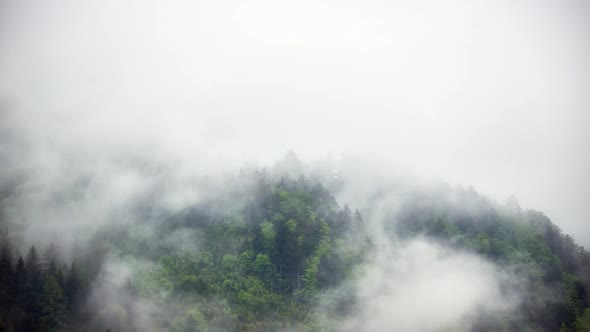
<box><xmin>1</xmin><ymin>0</ymin><xmax>589</xmax><ymax>244</ymax></box>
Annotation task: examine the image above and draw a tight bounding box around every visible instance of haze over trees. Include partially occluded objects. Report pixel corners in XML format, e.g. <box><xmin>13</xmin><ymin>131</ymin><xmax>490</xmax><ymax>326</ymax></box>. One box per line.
<box><xmin>0</xmin><ymin>160</ymin><xmax>589</xmax><ymax>331</ymax></box>
<box><xmin>1</xmin><ymin>0</ymin><xmax>589</xmax><ymax>331</ymax></box>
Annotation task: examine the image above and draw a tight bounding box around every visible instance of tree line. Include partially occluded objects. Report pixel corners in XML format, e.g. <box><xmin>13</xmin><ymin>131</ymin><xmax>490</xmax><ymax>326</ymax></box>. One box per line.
<box><xmin>0</xmin><ymin>172</ymin><xmax>589</xmax><ymax>331</ymax></box>
<box><xmin>0</xmin><ymin>236</ymin><xmax>105</xmax><ymax>331</ymax></box>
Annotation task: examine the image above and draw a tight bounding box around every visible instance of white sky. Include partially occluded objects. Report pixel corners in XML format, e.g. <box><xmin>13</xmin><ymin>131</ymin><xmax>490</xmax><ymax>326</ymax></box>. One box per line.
<box><xmin>1</xmin><ymin>0</ymin><xmax>589</xmax><ymax>243</ymax></box>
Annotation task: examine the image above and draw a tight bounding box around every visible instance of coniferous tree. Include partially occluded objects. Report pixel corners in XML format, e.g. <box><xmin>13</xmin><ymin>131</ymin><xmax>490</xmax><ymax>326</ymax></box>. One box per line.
<box><xmin>13</xmin><ymin>256</ymin><xmax>27</xmax><ymax>330</ymax></box>
<box><xmin>65</xmin><ymin>261</ymin><xmax>83</xmax><ymax>320</ymax></box>
<box><xmin>0</xmin><ymin>237</ymin><xmax>14</xmax><ymax>321</ymax></box>
<box><xmin>23</xmin><ymin>246</ymin><xmax>42</xmax><ymax>330</ymax></box>
<box><xmin>38</xmin><ymin>274</ymin><xmax>68</xmax><ymax>331</ymax></box>
<box><xmin>44</xmin><ymin>243</ymin><xmax>59</xmax><ymax>275</ymax></box>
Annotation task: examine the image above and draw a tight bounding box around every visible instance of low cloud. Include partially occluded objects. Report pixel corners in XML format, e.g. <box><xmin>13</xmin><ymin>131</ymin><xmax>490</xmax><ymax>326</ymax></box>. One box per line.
<box><xmin>337</xmin><ymin>238</ymin><xmax>517</xmax><ymax>332</ymax></box>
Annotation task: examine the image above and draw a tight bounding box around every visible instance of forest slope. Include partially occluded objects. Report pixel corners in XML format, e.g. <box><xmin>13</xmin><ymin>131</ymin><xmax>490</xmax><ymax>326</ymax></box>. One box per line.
<box><xmin>0</xmin><ymin>172</ymin><xmax>589</xmax><ymax>331</ymax></box>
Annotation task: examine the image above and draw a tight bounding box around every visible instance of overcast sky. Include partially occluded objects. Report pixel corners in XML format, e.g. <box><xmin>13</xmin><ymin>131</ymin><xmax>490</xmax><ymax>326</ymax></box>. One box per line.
<box><xmin>1</xmin><ymin>0</ymin><xmax>589</xmax><ymax>244</ymax></box>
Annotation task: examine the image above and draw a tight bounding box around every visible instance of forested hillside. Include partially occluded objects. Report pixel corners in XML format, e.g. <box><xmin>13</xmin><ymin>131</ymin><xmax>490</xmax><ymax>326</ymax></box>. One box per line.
<box><xmin>392</xmin><ymin>188</ymin><xmax>590</xmax><ymax>331</ymax></box>
<box><xmin>0</xmin><ymin>172</ymin><xmax>589</xmax><ymax>331</ymax></box>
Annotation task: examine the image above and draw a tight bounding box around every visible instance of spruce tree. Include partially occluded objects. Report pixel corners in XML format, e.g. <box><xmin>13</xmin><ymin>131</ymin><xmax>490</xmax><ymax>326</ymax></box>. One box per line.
<box><xmin>38</xmin><ymin>274</ymin><xmax>68</xmax><ymax>331</ymax></box>
<box><xmin>0</xmin><ymin>237</ymin><xmax>14</xmax><ymax>318</ymax></box>
<box><xmin>23</xmin><ymin>246</ymin><xmax>43</xmax><ymax>329</ymax></box>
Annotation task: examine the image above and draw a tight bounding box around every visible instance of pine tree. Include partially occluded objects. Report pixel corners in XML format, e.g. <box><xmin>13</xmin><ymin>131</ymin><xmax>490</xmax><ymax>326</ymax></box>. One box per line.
<box><xmin>14</xmin><ymin>257</ymin><xmax>26</xmax><ymax>284</ymax></box>
<box><xmin>65</xmin><ymin>261</ymin><xmax>84</xmax><ymax>320</ymax></box>
<box><xmin>13</xmin><ymin>256</ymin><xmax>27</xmax><ymax>330</ymax></box>
<box><xmin>25</xmin><ymin>246</ymin><xmax>41</xmax><ymax>283</ymax></box>
<box><xmin>23</xmin><ymin>246</ymin><xmax>43</xmax><ymax>329</ymax></box>
<box><xmin>0</xmin><ymin>236</ymin><xmax>13</xmax><ymax>277</ymax></box>
<box><xmin>0</xmin><ymin>236</ymin><xmax>14</xmax><ymax>318</ymax></box>
<box><xmin>44</xmin><ymin>243</ymin><xmax>59</xmax><ymax>274</ymax></box>
<box><xmin>38</xmin><ymin>274</ymin><xmax>68</xmax><ymax>331</ymax></box>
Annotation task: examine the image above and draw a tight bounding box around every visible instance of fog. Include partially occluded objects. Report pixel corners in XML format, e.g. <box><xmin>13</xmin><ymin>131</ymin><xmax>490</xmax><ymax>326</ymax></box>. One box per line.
<box><xmin>1</xmin><ymin>0</ymin><xmax>588</xmax><ymax>245</ymax></box>
<box><xmin>336</xmin><ymin>238</ymin><xmax>516</xmax><ymax>331</ymax></box>
<box><xmin>0</xmin><ymin>0</ymin><xmax>589</xmax><ymax>330</ymax></box>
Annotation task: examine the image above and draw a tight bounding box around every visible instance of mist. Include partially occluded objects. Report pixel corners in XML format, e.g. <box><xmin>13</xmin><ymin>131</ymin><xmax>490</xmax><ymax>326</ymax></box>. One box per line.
<box><xmin>336</xmin><ymin>238</ymin><xmax>516</xmax><ymax>331</ymax></box>
<box><xmin>1</xmin><ymin>0</ymin><xmax>589</xmax><ymax>331</ymax></box>
<box><xmin>1</xmin><ymin>0</ymin><xmax>589</xmax><ymax>241</ymax></box>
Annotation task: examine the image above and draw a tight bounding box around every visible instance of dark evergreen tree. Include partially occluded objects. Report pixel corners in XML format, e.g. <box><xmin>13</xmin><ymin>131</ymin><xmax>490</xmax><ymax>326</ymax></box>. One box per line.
<box><xmin>0</xmin><ymin>236</ymin><xmax>14</xmax><ymax>321</ymax></box>
<box><xmin>13</xmin><ymin>256</ymin><xmax>27</xmax><ymax>331</ymax></box>
<box><xmin>65</xmin><ymin>261</ymin><xmax>84</xmax><ymax>320</ymax></box>
<box><xmin>38</xmin><ymin>274</ymin><xmax>68</xmax><ymax>331</ymax></box>
<box><xmin>23</xmin><ymin>246</ymin><xmax>43</xmax><ymax>330</ymax></box>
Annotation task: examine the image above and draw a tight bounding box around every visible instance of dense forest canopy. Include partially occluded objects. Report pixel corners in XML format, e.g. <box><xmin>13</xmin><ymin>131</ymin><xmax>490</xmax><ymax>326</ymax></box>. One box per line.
<box><xmin>0</xmin><ymin>159</ymin><xmax>589</xmax><ymax>331</ymax></box>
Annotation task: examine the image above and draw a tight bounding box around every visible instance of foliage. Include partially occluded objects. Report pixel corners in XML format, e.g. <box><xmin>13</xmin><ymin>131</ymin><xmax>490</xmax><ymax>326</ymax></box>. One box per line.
<box><xmin>0</xmin><ymin>173</ymin><xmax>589</xmax><ymax>331</ymax></box>
<box><xmin>394</xmin><ymin>186</ymin><xmax>590</xmax><ymax>331</ymax></box>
